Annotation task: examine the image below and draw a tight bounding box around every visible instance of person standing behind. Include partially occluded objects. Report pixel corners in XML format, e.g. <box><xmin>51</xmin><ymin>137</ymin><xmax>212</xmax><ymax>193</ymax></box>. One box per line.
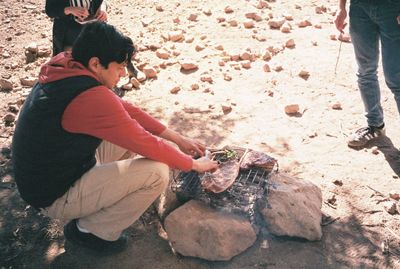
<box><xmin>45</xmin><ymin>0</ymin><xmax>107</xmax><ymax>56</ymax></box>
<box><xmin>335</xmin><ymin>0</ymin><xmax>400</xmax><ymax>148</ymax></box>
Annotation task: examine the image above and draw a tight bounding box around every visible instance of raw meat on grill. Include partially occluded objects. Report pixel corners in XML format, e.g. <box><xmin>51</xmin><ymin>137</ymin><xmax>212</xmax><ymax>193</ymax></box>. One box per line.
<box><xmin>201</xmin><ymin>160</ymin><xmax>240</xmax><ymax>193</ymax></box>
<box><xmin>239</xmin><ymin>149</ymin><xmax>276</xmax><ymax>171</ymax></box>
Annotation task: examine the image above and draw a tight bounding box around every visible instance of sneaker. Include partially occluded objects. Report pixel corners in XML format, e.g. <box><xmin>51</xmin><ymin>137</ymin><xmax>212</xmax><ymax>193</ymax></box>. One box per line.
<box><xmin>347</xmin><ymin>126</ymin><xmax>385</xmax><ymax>148</ymax></box>
<box><xmin>127</xmin><ymin>61</ymin><xmax>146</xmax><ymax>82</ymax></box>
<box><xmin>64</xmin><ymin>219</ymin><xmax>128</xmax><ymax>254</ymax></box>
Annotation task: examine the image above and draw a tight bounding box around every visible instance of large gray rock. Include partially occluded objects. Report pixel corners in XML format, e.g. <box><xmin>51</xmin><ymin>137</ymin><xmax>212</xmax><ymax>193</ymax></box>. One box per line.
<box><xmin>261</xmin><ymin>172</ymin><xmax>322</xmax><ymax>241</ymax></box>
<box><xmin>164</xmin><ymin>200</ymin><xmax>257</xmax><ymax>261</ymax></box>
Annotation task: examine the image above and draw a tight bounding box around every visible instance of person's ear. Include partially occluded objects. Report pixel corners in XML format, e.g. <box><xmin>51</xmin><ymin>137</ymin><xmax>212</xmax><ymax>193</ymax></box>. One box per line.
<box><xmin>87</xmin><ymin>57</ymin><xmax>101</xmax><ymax>73</ymax></box>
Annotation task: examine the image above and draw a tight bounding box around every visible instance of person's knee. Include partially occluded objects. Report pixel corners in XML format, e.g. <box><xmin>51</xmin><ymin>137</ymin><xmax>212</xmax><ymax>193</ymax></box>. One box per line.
<box><xmin>384</xmin><ymin>73</ymin><xmax>400</xmax><ymax>93</ymax></box>
<box><xmin>151</xmin><ymin>162</ymin><xmax>170</xmax><ymax>191</ymax></box>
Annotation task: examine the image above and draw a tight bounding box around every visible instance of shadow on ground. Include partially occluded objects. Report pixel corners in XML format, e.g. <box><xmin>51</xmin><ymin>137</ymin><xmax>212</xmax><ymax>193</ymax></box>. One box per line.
<box><xmin>1</xmin><ymin>121</ymin><xmax>399</xmax><ymax>268</ymax></box>
<box><xmin>373</xmin><ymin>136</ymin><xmax>400</xmax><ymax>177</ymax></box>
<box><xmin>2</xmin><ymin>192</ymin><xmax>399</xmax><ymax>268</ymax></box>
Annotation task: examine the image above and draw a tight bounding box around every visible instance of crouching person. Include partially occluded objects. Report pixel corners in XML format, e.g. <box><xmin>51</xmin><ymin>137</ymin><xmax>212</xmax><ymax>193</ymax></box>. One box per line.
<box><xmin>12</xmin><ymin>22</ymin><xmax>218</xmax><ymax>254</ymax></box>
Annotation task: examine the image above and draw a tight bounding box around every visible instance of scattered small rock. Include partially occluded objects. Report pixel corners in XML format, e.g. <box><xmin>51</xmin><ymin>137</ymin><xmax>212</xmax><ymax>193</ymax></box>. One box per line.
<box><xmin>25</xmin><ymin>42</ymin><xmax>38</xmax><ymax>54</ymax></box>
<box><xmin>156</xmin><ymin>49</ymin><xmax>170</xmax><ymax>59</ymax></box>
<box><xmin>8</xmin><ymin>105</ymin><xmax>19</xmax><ymax>113</ymax></box>
<box><xmin>256</xmin><ymin>0</ymin><xmax>269</xmax><ymax>9</ymax></box>
<box><xmin>141</xmin><ymin>18</ymin><xmax>154</xmax><ymax>27</ymax></box>
<box><xmin>20</xmin><ymin>76</ymin><xmax>37</xmax><ymax>87</ymax></box>
<box><xmin>228</xmin><ymin>20</ymin><xmax>238</xmax><ymax>27</ymax></box>
<box><xmin>4</xmin><ymin>113</ymin><xmax>15</xmax><ymax>123</ymax></box>
<box><xmin>170</xmin><ymin>86</ymin><xmax>181</xmax><ymax>94</ymax></box>
<box><xmin>389</xmin><ymin>190</ymin><xmax>400</xmax><ymax>201</ymax></box>
<box><xmin>263</xmin><ymin>64</ymin><xmax>271</xmax><ymax>72</ymax></box>
<box><xmin>268</xmin><ymin>18</ymin><xmax>285</xmax><ymax>29</ymax></box>
<box><xmin>195</xmin><ymin>44</ymin><xmax>205</xmax><ymax>51</ymax></box>
<box><xmin>221</xmin><ymin>104</ymin><xmax>232</xmax><ymax>114</ymax></box>
<box><xmin>200</xmin><ymin>75</ymin><xmax>213</xmax><ymax>83</ymax></box>
<box><xmin>168</xmin><ymin>31</ymin><xmax>184</xmax><ymax>42</ymax></box>
<box><xmin>0</xmin><ymin>78</ymin><xmax>13</xmax><ymax>91</ymax></box>
<box><xmin>283</xmin><ymin>13</ymin><xmax>293</xmax><ymax>20</ymax></box>
<box><xmin>284</xmin><ymin>104</ymin><xmax>299</xmax><ymax>114</ymax></box>
<box><xmin>298</xmin><ymin>70</ymin><xmax>310</xmax><ymax>79</ymax></box>
<box><xmin>331</xmin><ymin>102</ymin><xmax>342</xmax><ymax>110</ymax></box>
<box><xmin>188</xmin><ymin>14</ymin><xmax>198</xmax><ymax>21</ymax></box>
<box><xmin>240</xmin><ymin>52</ymin><xmax>251</xmax><ymax>61</ymax></box>
<box><xmin>245</xmin><ymin>12</ymin><xmax>262</xmax><ymax>22</ymax></box>
<box><xmin>191</xmin><ymin>84</ymin><xmax>199</xmax><ymax>90</ymax></box>
<box><xmin>285</xmin><ymin>39</ymin><xmax>295</xmax><ymax>48</ymax></box>
<box><xmin>262</xmin><ymin>51</ymin><xmax>271</xmax><ymax>61</ymax></box>
<box><xmin>241</xmin><ymin>60</ymin><xmax>251</xmax><ymax>69</ymax></box>
<box><xmin>216</xmin><ymin>17</ymin><xmax>226</xmax><ymax>23</ymax></box>
<box><xmin>371</xmin><ymin>146</ymin><xmax>379</xmax><ymax>155</ymax></box>
<box><xmin>243</xmin><ymin>20</ymin><xmax>255</xmax><ymax>29</ymax></box>
<box><xmin>384</xmin><ymin>201</ymin><xmax>398</xmax><ymax>215</ymax></box>
<box><xmin>315</xmin><ymin>5</ymin><xmax>327</xmax><ymax>14</ymax></box>
<box><xmin>327</xmin><ymin>194</ymin><xmax>337</xmax><ymax>205</ymax></box>
<box><xmin>180</xmin><ymin>61</ymin><xmax>198</xmax><ymax>71</ymax></box>
<box><xmin>333</xmin><ymin>179</ymin><xmax>343</xmax><ymax>186</ymax></box>
<box><xmin>143</xmin><ymin>67</ymin><xmax>157</xmax><ymax>78</ymax></box>
<box><xmin>223</xmin><ymin>74</ymin><xmax>232</xmax><ymax>81</ymax></box>
<box><xmin>215</xmin><ymin>45</ymin><xmax>224</xmax><ymax>51</ymax></box>
<box><xmin>185</xmin><ymin>36</ymin><xmax>194</xmax><ymax>43</ymax></box>
<box><xmin>203</xmin><ymin>9</ymin><xmax>212</xmax><ymax>16</ymax></box>
<box><xmin>224</xmin><ymin>6</ymin><xmax>234</xmax><ymax>14</ymax></box>
<box><xmin>298</xmin><ymin>17</ymin><xmax>312</xmax><ymax>27</ymax></box>
<box><xmin>281</xmin><ymin>22</ymin><xmax>291</xmax><ymax>33</ymax></box>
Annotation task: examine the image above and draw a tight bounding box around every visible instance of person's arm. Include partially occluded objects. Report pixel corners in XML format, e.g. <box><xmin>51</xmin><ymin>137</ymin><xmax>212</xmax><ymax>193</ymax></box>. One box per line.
<box><xmin>62</xmin><ymin>87</ymin><xmax>217</xmax><ymax>172</ymax></box>
<box><xmin>45</xmin><ymin>0</ymin><xmax>88</xmax><ymax>20</ymax></box>
<box><xmin>158</xmin><ymin>128</ymin><xmax>205</xmax><ymax>157</ymax></box>
<box><xmin>335</xmin><ymin>0</ymin><xmax>348</xmax><ymax>33</ymax></box>
<box><xmin>45</xmin><ymin>0</ymin><xmax>69</xmax><ymax>18</ymax></box>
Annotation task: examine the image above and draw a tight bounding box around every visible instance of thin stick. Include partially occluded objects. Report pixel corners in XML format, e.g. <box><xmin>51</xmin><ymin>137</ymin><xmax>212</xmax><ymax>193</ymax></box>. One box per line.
<box><xmin>386</xmin><ymin>227</ymin><xmax>400</xmax><ymax>240</ymax></box>
<box><xmin>321</xmin><ymin>216</ymin><xmax>340</xmax><ymax>226</ymax></box>
<box><xmin>334</xmin><ymin>41</ymin><xmax>343</xmax><ymax>75</ymax></box>
<box><xmin>367</xmin><ymin>185</ymin><xmax>385</xmax><ymax>197</ymax></box>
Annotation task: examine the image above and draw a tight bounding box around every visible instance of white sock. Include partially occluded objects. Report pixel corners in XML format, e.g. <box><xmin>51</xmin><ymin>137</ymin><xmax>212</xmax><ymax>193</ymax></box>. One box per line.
<box><xmin>76</xmin><ymin>220</ymin><xmax>90</xmax><ymax>233</ymax></box>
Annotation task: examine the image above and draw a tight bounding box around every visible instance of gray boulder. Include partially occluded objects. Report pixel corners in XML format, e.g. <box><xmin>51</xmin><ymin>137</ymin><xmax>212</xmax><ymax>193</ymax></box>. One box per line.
<box><xmin>261</xmin><ymin>172</ymin><xmax>322</xmax><ymax>241</ymax></box>
<box><xmin>164</xmin><ymin>200</ymin><xmax>257</xmax><ymax>261</ymax></box>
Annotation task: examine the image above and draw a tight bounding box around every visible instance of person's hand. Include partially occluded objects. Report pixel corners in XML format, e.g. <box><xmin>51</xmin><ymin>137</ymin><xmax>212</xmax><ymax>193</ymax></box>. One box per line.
<box><xmin>64</xmin><ymin>7</ymin><xmax>89</xmax><ymax>21</ymax></box>
<box><xmin>95</xmin><ymin>9</ymin><xmax>107</xmax><ymax>22</ymax></box>
<box><xmin>335</xmin><ymin>9</ymin><xmax>347</xmax><ymax>33</ymax></box>
<box><xmin>177</xmin><ymin>136</ymin><xmax>206</xmax><ymax>157</ymax></box>
<box><xmin>192</xmin><ymin>157</ymin><xmax>218</xmax><ymax>173</ymax></box>
<box><xmin>397</xmin><ymin>15</ymin><xmax>400</xmax><ymax>25</ymax></box>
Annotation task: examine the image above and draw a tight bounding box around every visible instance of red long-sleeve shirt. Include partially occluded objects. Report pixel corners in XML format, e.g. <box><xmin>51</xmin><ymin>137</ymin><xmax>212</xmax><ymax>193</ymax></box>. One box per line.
<box><xmin>41</xmin><ymin>52</ymin><xmax>193</xmax><ymax>171</ymax></box>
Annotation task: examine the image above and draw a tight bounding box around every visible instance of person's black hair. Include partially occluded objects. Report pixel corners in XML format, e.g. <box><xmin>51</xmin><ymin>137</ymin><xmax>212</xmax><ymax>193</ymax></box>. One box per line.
<box><xmin>72</xmin><ymin>22</ymin><xmax>135</xmax><ymax>68</ymax></box>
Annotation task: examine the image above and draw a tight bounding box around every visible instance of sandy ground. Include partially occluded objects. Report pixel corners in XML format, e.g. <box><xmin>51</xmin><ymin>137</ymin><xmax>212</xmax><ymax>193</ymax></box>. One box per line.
<box><xmin>1</xmin><ymin>0</ymin><xmax>400</xmax><ymax>268</ymax></box>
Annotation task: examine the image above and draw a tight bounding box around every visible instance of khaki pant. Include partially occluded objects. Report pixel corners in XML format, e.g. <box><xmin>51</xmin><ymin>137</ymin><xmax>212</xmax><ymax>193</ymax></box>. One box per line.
<box><xmin>42</xmin><ymin>141</ymin><xmax>169</xmax><ymax>241</ymax></box>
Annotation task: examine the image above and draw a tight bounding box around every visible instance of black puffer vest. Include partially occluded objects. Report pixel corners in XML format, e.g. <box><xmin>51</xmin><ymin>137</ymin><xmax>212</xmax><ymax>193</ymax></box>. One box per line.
<box><xmin>12</xmin><ymin>76</ymin><xmax>101</xmax><ymax>209</ymax></box>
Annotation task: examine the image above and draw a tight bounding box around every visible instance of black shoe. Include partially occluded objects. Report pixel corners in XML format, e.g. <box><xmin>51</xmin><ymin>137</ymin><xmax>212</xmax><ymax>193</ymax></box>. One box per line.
<box><xmin>64</xmin><ymin>219</ymin><xmax>128</xmax><ymax>254</ymax></box>
<box><xmin>127</xmin><ymin>61</ymin><xmax>146</xmax><ymax>81</ymax></box>
<box><xmin>347</xmin><ymin>125</ymin><xmax>385</xmax><ymax>148</ymax></box>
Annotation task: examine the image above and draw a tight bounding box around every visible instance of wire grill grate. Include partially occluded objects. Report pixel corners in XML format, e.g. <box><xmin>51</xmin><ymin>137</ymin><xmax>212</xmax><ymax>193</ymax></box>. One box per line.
<box><xmin>171</xmin><ymin>167</ymin><xmax>272</xmax><ymax>223</ymax></box>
